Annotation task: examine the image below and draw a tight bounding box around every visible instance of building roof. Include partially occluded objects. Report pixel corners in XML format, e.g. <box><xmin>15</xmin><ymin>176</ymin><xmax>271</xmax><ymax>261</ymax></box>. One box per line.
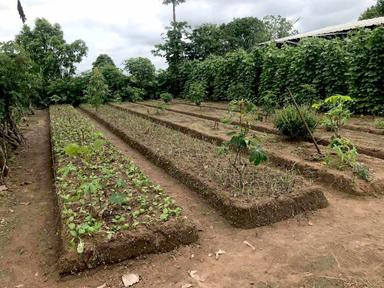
<box><xmin>271</xmin><ymin>16</ymin><xmax>384</xmax><ymax>44</ymax></box>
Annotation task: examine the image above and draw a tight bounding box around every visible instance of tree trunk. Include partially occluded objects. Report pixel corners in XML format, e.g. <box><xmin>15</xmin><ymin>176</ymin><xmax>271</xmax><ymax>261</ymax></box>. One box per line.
<box><xmin>173</xmin><ymin>2</ymin><xmax>176</xmax><ymax>23</ymax></box>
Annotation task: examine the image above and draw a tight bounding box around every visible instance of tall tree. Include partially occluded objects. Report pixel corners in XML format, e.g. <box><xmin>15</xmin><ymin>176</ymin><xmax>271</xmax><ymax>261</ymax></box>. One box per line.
<box><xmin>221</xmin><ymin>17</ymin><xmax>268</xmax><ymax>51</ymax></box>
<box><xmin>124</xmin><ymin>57</ymin><xmax>157</xmax><ymax>98</ymax></box>
<box><xmin>153</xmin><ymin>22</ymin><xmax>190</xmax><ymax>95</ymax></box>
<box><xmin>16</xmin><ymin>18</ymin><xmax>88</xmax><ymax>105</ymax></box>
<box><xmin>162</xmin><ymin>0</ymin><xmax>186</xmax><ymax>23</ymax></box>
<box><xmin>262</xmin><ymin>15</ymin><xmax>298</xmax><ymax>40</ymax></box>
<box><xmin>92</xmin><ymin>54</ymin><xmax>116</xmax><ymax>68</ymax></box>
<box><xmin>187</xmin><ymin>24</ymin><xmax>226</xmax><ymax>60</ymax></box>
<box><xmin>359</xmin><ymin>0</ymin><xmax>384</xmax><ymax>20</ymax></box>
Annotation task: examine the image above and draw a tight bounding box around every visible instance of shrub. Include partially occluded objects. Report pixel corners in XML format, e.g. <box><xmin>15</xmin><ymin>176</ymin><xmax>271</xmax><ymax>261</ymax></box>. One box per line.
<box><xmin>274</xmin><ymin>106</ymin><xmax>318</xmax><ymax>139</ymax></box>
<box><xmin>160</xmin><ymin>92</ymin><xmax>173</xmax><ymax>103</ymax></box>
<box><xmin>375</xmin><ymin>118</ymin><xmax>384</xmax><ymax>129</ymax></box>
<box><xmin>187</xmin><ymin>81</ymin><xmax>206</xmax><ymax>106</ymax></box>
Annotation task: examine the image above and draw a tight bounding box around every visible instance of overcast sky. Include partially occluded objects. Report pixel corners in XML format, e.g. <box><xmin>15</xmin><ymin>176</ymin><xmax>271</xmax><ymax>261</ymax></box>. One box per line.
<box><xmin>0</xmin><ymin>0</ymin><xmax>376</xmax><ymax>71</ymax></box>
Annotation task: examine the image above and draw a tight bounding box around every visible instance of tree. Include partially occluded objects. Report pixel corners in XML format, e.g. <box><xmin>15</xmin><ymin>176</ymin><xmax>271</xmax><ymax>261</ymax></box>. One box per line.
<box><xmin>187</xmin><ymin>24</ymin><xmax>226</xmax><ymax>60</ymax></box>
<box><xmin>16</xmin><ymin>18</ymin><xmax>88</xmax><ymax>105</ymax></box>
<box><xmin>162</xmin><ymin>0</ymin><xmax>186</xmax><ymax>23</ymax></box>
<box><xmin>92</xmin><ymin>54</ymin><xmax>116</xmax><ymax>68</ymax></box>
<box><xmin>262</xmin><ymin>15</ymin><xmax>298</xmax><ymax>40</ymax></box>
<box><xmin>0</xmin><ymin>41</ymin><xmax>41</xmax><ymax>181</ymax></box>
<box><xmin>123</xmin><ymin>57</ymin><xmax>157</xmax><ymax>98</ymax></box>
<box><xmin>153</xmin><ymin>22</ymin><xmax>190</xmax><ymax>95</ymax></box>
<box><xmin>86</xmin><ymin>68</ymin><xmax>109</xmax><ymax>110</ymax></box>
<box><xmin>359</xmin><ymin>0</ymin><xmax>384</xmax><ymax>20</ymax></box>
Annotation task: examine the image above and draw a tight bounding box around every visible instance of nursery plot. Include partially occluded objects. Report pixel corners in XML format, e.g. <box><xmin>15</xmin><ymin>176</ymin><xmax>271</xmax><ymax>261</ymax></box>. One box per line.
<box><xmin>173</xmin><ymin>99</ymin><xmax>384</xmax><ymax>135</ymax></box>
<box><xmin>49</xmin><ymin>105</ymin><xmax>197</xmax><ymax>274</ymax></box>
<box><xmin>81</xmin><ymin>105</ymin><xmax>328</xmax><ymax>228</ymax></box>
<box><xmin>141</xmin><ymin>100</ymin><xmax>384</xmax><ymax>160</ymax></box>
<box><xmin>114</xmin><ymin>102</ymin><xmax>384</xmax><ymax>196</ymax></box>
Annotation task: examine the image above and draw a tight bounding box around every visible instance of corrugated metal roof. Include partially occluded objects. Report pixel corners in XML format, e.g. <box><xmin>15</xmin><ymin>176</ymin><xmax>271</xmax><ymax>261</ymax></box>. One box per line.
<box><xmin>271</xmin><ymin>16</ymin><xmax>384</xmax><ymax>44</ymax></box>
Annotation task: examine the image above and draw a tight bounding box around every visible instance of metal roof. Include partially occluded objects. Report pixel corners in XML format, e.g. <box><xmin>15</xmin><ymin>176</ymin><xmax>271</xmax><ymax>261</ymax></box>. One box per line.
<box><xmin>271</xmin><ymin>16</ymin><xmax>384</xmax><ymax>44</ymax></box>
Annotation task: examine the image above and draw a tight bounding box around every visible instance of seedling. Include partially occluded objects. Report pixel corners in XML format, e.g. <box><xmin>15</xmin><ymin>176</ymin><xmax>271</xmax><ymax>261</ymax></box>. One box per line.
<box><xmin>219</xmin><ymin>99</ymin><xmax>268</xmax><ymax>193</ymax></box>
<box><xmin>312</xmin><ymin>95</ymin><xmax>353</xmax><ymax>138</ymax></box>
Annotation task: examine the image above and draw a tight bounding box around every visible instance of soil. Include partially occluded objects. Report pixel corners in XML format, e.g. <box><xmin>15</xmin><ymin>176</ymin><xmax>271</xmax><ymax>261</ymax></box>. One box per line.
<box><xmin>49</xmin><ymin>107</ymin><xmax>197</xmax><ymax>274</ymax></box>
<box><xmin>81</xmin><ymin>106</ymin><xmax>328</xmax><ymax>228</ymax></box>
<box><xmin>174</xmin><ymin>99</ymin><xmax>384</xmax><ymax>136</ymax></box>
<box><xmin>1</xmin><ymin>109</ymin><xmax>384</xmax><ymax>287</ymax></box>
<box><xmin>141</xmin><ymin>100</ymin><xmax>384</xmax><ymax>160</ymax></box>
<box><xmin>112</xmin><ymin>103</ymin><xmax>384</xmax><ymax>196</ymax></box>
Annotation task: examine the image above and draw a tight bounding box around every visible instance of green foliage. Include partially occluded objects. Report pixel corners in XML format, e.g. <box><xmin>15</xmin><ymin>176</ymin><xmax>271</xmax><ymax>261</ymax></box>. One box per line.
<box><xmin>51</xmin><ymin>105</ymin><xmax>183</xmax><ymax>253</ymax></box>
<box><xmin>325</xmin><ymin>137</ymin><xmax>358</xmax><ymax>170</ymax></box>
<box><xmin>221</xmin><ymin>17</ymin><xmax>268</xmax><ymax>51</ymax></box>
<box><xmin>359</xmin><ymin>0</ymin><xmax>384</xmax><ymax>20</ymax></box>
<box><xmin>262</xmin><ymin>15</ymin><xmax>298</xmax><ymax>40</ymax></box>
<box><xmin>86</xmin><ymin>68</ymin><xmax>109</xmax><ymax>109</ymax></box>
<box><xmin>124</xmin><ymin>57</ymin><xmax>157</xmax><ymax>99</ymax></box>
<box><xmin>16</xmin><ymin>18</ymin><xmax>88</xmax><ymax>106</ymax></box>
<box><xmin>274</xmin><ymin>106</ymin><xmax>318</xmax><ymax>139</ymax></box>
<box><xmin>187</xmin><ymin>82</ymin><xmax>205</xmax><ymax>106</ymax></box>
<box><xmin>324</xmin><ymin>137</ymin><xmax>371</xmax><ymax>182</ymax></box>
<box><xmin>313</xmin><ymin>95</ymin><xmax>353</xmax><ymax>137</ymax></box>
<box><xmin>92</xmin><ymin>54</ymin><xmax>116</xmax><ymax>68</ymax></box>
<box><xmin>126</xmin><ymin>87</ymin><xmax>145</xmax><ymax>102</ymax></box>
<box><xmin>160</xmin><ymin>92</ymin><xmax>173</xmax><ymax>103</ymax></box>
<box><xmin>375</xmin><ymin>118</ymin><xmax>384</xmax><ymax>129</ymax></box>
<box><xmin>220</xmin><ymin>99</ymin><xmax>268</xmax><ymax>192</ymax></box>
<box><xmin>348</xmin><ymin>27</ymin><xmax>384</xmax><ymax>115</ymax></box>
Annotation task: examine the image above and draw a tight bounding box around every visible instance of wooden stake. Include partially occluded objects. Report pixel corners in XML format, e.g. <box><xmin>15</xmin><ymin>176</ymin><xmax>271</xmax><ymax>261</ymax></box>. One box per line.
<box><xmin>288</xmin><ymin>88</ymin><xmax>322</xmax><ymax>155</ymax></box>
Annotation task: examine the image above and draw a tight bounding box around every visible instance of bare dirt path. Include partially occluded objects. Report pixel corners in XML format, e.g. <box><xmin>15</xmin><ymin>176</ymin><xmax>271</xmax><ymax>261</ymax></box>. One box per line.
<box><xmin>1</xmin><ymin>109</ymin><xmax>384</xmax><ymax>288</ymax></box>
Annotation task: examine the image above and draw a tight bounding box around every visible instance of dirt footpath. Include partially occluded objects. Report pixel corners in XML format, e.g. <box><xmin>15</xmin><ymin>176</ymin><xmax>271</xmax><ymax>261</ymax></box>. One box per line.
<box><xmin>0</xmin><ymin>109</ymin><xmax>383</xmax><ymax>288</ymax></box>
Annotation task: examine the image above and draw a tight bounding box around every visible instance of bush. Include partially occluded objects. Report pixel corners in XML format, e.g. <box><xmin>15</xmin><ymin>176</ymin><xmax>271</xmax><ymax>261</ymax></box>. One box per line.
<box><xmin>274</xmin><ymin>106</ymin><xmax>318</xmax><ymax>139</ymax></box>
<box><xmin>160</xmin><ymin>92</ymin><xmax>173</xmax><ymax>103</ymax></box>
<box><xmin>187</xmin><ymin>81</ymin><xmax>206</xmax><ymax>106</ymax></box>
<box><xmin>375</xmin><ymin>118</ymin><xmax>384</xmax><ymax>129</ymax></box>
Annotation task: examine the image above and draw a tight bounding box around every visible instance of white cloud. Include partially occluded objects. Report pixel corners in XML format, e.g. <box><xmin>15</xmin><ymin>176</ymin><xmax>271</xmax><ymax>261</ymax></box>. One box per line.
<box><xmin>0</xmin><ymin>0</ymin><xmax>376</xmax><ymax>71</ymax></box>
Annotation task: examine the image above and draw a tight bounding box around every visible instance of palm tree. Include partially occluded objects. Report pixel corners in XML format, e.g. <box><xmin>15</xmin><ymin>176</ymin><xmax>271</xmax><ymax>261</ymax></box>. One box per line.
<box><xmin>162</xmin><ymin>0</ymin><xmax>186</xmax><ymax>23</ymax></box>
<box><xmin>17</xmin><ymin>0</ymin><xmax>27</xmax><ymax>24</ymax></box>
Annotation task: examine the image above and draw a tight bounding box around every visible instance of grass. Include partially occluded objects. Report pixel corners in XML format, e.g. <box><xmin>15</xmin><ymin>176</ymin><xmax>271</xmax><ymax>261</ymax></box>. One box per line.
<box><xmin>83</xmin><ymin>105</ymin><xmax>303</xmax><ymax>200</ymax></box>
<box><xmin>50</xmin><ymin>105</ymin><xmax>182</xmax><ymax>253</ymax></box>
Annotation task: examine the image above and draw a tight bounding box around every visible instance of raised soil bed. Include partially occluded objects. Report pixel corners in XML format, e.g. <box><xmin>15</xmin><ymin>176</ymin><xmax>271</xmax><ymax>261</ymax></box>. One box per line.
<box><xmin>111</xmin><ymin>103</ymin><xmax>384</xmax><ymax>196</ymax></box>
<box><xmin>49</xmin><ymin>105</ymin><xmax>197</xmax><ymax>275</ymax></box>
<box><xmin>140</xmin><ymin>101</ymin><xmax>384</xmax><ymax>160</ymax></box>
<box><xmin>81</xmin><ymin>105</ymin><xmax>329</xmax><ymax>229</ymax></box>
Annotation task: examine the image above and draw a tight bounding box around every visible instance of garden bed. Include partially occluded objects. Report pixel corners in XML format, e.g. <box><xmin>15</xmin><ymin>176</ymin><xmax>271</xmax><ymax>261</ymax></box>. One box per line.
<box><xmin>81</xmin><ymin>105</ymin><xmax>328</xmax><ymax>228</ymax></box>
<box><xmin>49</xmin><ymin>105</ymin><xmax>197</xmax><ymax>275</ymax></box>
<box><xmin>112</xmin><ymin>103</ymin><xmax>384</xmax><ymax>196</ymax></box>
<box><xmin>140</xmin><ymin>101</ymin><xmax>384</xmax><ymax>160</ymax></box>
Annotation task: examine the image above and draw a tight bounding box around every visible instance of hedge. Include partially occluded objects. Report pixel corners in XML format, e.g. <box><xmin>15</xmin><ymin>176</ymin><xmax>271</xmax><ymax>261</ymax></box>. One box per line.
<box><xmin>178</xmin><ymin>27</ymin><xmax>384</xmax><ymax>115</ymax></box>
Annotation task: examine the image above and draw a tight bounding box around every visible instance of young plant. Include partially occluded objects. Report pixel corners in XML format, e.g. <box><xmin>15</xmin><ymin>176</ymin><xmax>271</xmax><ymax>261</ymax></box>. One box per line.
<box><xmin>86</xmin><ymin>67</ymin><xmax>109</xmax><ymax>111</ymax></box>
<box><xmin>273</xmin><ymin>106</ymin><xmax>318</xmax><ymax>140</ymax></box>
<box><xmin>260</xmin><ymin>91</ymin><xmax>276</xmax><ymax>119</ymax></box>
<box><xmin>312</xmin><ymin>95</ymin><xmax>353</xmax><ymax>138</ymax></box>
<box><xmin>160</xmin><ymin>92</ymin><xmax>173</xmax><ymax>103</ymax></box>
<box><xmin>187</xmin><ymin>81</ymin><xmax>205</xmax><ymax>107</ymax></box>
<box><xmin>374</xmin><ymin>118</ymin><xmax>384</xmax><ymax>129</ymax></box>
<box><xmin>219</xmin><ymin>99</ymin><xmax>268</xmax><ymax>193</ymax></box>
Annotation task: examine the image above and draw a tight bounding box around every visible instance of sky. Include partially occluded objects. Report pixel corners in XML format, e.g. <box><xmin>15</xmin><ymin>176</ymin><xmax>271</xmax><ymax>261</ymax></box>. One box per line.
<box><xmin>0</xmin><ymin>0</ymin><xmax>376</xmax><ymax>71</ymax></box>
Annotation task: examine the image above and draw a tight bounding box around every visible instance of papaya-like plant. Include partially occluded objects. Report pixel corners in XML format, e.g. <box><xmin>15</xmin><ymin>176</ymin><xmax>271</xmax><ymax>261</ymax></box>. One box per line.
<box><xmin>219</xmin><ymin>99</ymin><xmax>268</xmax><ymax>192</ymax></box>
<box><xmin>312</xmin><ymin>95</ymin><xmax>353</xmax><ymax>138</ymax></box>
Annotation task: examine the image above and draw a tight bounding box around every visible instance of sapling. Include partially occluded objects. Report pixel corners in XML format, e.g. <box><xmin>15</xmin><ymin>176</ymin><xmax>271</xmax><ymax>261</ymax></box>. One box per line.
<box><xmin>219</xmin><ymin>99</ymin><xmax>268</xmax><ymax>193</ymax></box>
<box><xmin>312</xmin><ymin>95</ymin><xmax>353</xmax><ymax>138</ymax></box>
<box><xmin>313</xmin><ymin>95</ymin><xmax>371</xmax><ymax>181</ymax></box>
<box><xmin>188</xmin><ymin>82</ymin><xmax>205</xmax><ymax>108</ymax></box>
<box><xmin>86</xmin><ymin>67</ymin><xmax>109</xmax><ymax>111</ymax></box>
